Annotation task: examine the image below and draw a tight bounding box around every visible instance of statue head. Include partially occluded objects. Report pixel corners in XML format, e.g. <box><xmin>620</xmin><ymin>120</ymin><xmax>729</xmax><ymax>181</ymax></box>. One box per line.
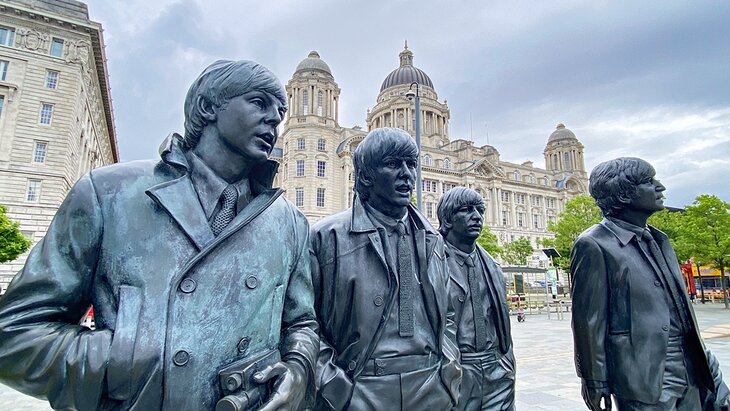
<box><xmin>353</xmin><ymin>128</ymin><xmax>418</xmax><ymax>216</ymax></box>
<box><xmin>589</xmin><ymin>157</ymin><xmax>666</xmax><ymax>218</ymax></box>
<box><xmin>437</xmin><ymin>187</ymin><xmax>485</xmax><ymax>241</ymax></box>
<box><xmin>183</xmin><ymin>60</ymin><xmax>287</xmax><ymax>149</ymax></box>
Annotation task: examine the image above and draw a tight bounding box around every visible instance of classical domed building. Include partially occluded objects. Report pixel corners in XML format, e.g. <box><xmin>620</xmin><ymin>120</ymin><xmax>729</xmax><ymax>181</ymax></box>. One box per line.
<box><xmin>274</xmin><ymin>45</ymin><xmax>588</xmax><ymax>249</ymax></box>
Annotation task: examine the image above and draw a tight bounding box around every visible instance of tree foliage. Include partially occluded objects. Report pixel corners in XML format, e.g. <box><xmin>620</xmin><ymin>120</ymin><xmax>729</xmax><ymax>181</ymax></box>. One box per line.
<box><xmin>680</xmin><ymin>195</ymin><xmax>730</xmax><ymax>283</ymax></box>
<box><xmin>0</xmin><ymin>205</ymin><xmax>31</xmax><ymax>263</ymax></box>
<box><xmin>543</xmin><ymin>195</ymin><xmax>602</xmax><ymax>269</ymax></box>
<box><xmin>500</xmin><ymin>237</ymin><xmax>534</xmax><ymax>266</ymax></box>
<box><xmin>476</xmin><ymin>225</ymin><xmax>502</xmax><ymax>257</ymax></box>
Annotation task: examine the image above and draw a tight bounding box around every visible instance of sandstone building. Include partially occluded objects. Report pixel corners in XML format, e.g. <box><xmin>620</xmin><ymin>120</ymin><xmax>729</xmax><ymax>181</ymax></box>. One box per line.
<box><xmin>275</xmin><ymin>45</ymin><xmax>588</xmax><ymax>253</ymax></box>
<box><xmin>0</xmin><ymin>0</ymin><xmax>116</xmax><ymax>289</ymax></box>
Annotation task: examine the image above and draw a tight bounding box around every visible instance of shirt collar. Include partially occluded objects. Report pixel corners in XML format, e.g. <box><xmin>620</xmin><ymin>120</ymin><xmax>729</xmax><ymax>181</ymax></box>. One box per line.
<box><xmin>186</xmin><ymin>150</ymin><xmax>250</xmax><ymax>219</ymax></box>
<box><xmin>606</xmin><ymin>216</ymin><xmax>648</xmax><ymax>243</ymax></box>
<box><xmin>363</xmin><ymin>202</ymin><xmax>409</xmax><ymax>236</ymax></box>
<box><xmin>445</xmin><ymin>240</ymin><xmax>477</xmax><ymax>266</ymax></box>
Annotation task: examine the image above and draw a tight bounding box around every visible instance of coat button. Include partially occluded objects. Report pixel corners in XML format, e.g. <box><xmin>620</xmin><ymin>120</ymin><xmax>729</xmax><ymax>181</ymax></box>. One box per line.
<box><xmin>237</xmin><ymin>337</ymin><xmax>250</xmax><ymax>354</ymax></box>
<box><xmin>348</xmin><ymin>360</ymin><xmax>357</xmax><ymax>371</ymax></box>
<box><xmin>654</xmin><ymin>280</ymin><xmax>662</xmax><ymax>287</ymax></box>
<box><xmin>662</xmin><ymin>325</ymin><xmax>669</xmax><ymax>331</ymax></box>
<box><xmin>179</xmin><ymin>278</ymin><xmax>196</xmax><ymax>293</ymax></box>
<box><xmin>173</xmin><ymin>350</ymin><xmax>190</xmax><ymax>366</ymax></box>
<box><xmin>245</xmin><ymin>276</ymin><xmax>259</xmax><ymax>289</ymax></box>
<box><xmin>374</xmin><ymin>295</ymin><xmax>384</xmax><ymax>307</ymax></box>
<box><xmin>458</xmin><ymin>294</ymin><xmax>465</xmax><ymax>303</ymax></box>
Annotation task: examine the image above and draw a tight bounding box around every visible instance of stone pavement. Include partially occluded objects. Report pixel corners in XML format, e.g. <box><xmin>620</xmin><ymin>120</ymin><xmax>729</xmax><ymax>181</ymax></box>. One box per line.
<box><xmin>1</xmin><ymin>302</ymin><xmax>730</xmax><ymax>410</ymax></box>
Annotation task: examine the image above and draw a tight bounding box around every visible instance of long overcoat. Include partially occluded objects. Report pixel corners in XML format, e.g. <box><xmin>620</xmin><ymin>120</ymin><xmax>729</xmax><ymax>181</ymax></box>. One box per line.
<box><xmin>309</xmin><ymin>196</ymin><xmax>461</xmax><ymax>410</ymax></box>
<box><xmin>571</xmin><ymin>218</ymin><xmax>714</xmax><ymax>404</ymax></box>
<box><xmin>0</xmin><ymin>134</ymin><xmax>319</xmax><ymax>411</ymax></box>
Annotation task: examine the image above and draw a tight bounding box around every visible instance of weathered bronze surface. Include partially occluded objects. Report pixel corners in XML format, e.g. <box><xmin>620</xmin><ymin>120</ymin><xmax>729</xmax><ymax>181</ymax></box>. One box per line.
<box><xmin>0</xmin><ymin>60</ymin><xmax>318</xmax><ymax>411</ymax></box>
<box><xmin>571</xmin><ymin>157</ymin><xmax>729</xmax><ymax>410</ymax></box>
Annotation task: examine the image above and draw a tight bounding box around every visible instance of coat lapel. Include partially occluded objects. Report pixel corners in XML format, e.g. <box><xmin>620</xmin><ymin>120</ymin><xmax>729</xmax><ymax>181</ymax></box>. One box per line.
<box><xmin>146</xmin><ymin>176</ymin><xmax>214</xmax><ymax>250</ymax></box>
<box><xmin>478</xmin><ymin>247</ymin><xmax>511</xmax><ymax>352</ymax></box>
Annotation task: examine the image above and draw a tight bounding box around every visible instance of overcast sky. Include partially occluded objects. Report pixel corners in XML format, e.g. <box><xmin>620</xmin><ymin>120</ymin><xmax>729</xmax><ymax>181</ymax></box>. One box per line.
<box><xmin>86</xmin><ymin>0</ymin><xmax>730</xmax><ymax>208</ymax></box>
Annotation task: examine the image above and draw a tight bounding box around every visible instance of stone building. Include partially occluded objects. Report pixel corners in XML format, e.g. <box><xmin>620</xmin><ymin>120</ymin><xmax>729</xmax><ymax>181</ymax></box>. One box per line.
<box><xmin>0</xmin><ymin>0</ymin><xmax>117</xmax><ymax>288</ymax></box>
<box><xmin>275</xmin><ymin>45</ymin><xmax>587</xmax><ymax>254</ymax></box>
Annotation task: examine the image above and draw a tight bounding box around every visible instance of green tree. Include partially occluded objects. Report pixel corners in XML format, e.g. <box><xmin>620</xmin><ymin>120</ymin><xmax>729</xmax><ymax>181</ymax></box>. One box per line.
<box><xmin>0</xmin><ymin>205</ymin><xmax>31</xmax><ymax>263</ymax></box>
<box><xmin>500</xmin><ymin>237</ymin><xmax>533</xmax><ymax>266</ymax></box>
<box><xmin>648</xmin><ymin>209</ymin><xmax>692</xmax><ymax>262</ymax></box>
<box><xmin>476</xmin><ymin>225</ymin><xmax>502</xmax><ymax>257</ymax></box>
<box><xmin>542</xmin><ymin>195</ymin><xmax>602</xmax><ymax>269</ymax></box>
<box><xmin>679</xmin><ymin>195</ymin><xmax>730</xmax><ymax>308</ymax></box>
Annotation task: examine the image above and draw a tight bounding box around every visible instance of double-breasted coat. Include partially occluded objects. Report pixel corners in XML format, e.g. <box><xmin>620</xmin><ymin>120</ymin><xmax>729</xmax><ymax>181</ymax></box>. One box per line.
<box><xmin>0</xmin><ymin>134</ymin><xmax>319</xmax><ymax>410</ymax></box>
<box><xmin>571</xmin><ymin>218</ymin><xmax>717</xmax><ymax>404</ymax></box>
<box><xmin>309</xmin><ymin>196</ymin><xmax>461</xmax><ymax>410</ymax></box>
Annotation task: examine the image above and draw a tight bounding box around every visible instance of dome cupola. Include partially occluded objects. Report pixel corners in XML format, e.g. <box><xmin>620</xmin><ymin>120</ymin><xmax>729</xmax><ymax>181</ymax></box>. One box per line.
<box><xmin>380</xmin><ymin>42</ymin><xmax>434</xmax><ymax>92</ymax></box>
<box><xmin>294</xmin><ymin>50</ymin><xmax>333</xmax><ymax>79</ymax></box>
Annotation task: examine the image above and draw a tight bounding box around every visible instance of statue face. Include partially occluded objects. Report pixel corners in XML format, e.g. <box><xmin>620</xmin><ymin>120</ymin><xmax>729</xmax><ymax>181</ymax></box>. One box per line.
<box><xmin>213</xmin><ymin>90</ymin><xmax>284</xmax><ymax>165</ymax></box>
<box><xmin>626</xmin><ymin>175</ymin><xmax>666</xmax><ymax>215</ymax></box>
<box><xmin>366</xmin><ymin>155</ymin><xmax>417</xmax><ymax>215</ymax></box>
<box><xmin>449</xmin><ymin>204</ymin><xmax>485</xmax><ymax>241</ymax></box>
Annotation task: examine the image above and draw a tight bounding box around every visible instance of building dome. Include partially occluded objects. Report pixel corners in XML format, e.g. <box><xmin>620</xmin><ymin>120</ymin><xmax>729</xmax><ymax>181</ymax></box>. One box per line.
<box><xmin>548</xmin><ymin>123</ymin><xmax>578</xmax><ymax>143</ymax></box>
<box><xmin>380</xmin><ymin>43</ymin><xmax>434</xmax><ymax>92</ymax></box>
<box><xmin>295</xmin><ymin>51</ymin><xmax>333</xmax><ymax>77</ymax></box>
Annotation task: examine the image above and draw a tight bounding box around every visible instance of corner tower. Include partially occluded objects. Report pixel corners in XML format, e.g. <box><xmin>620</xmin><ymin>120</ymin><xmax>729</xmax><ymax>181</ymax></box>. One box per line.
<box><xmin>543</xmin><ymin>123</ymin><xmax>586</xmax><ymax>175</ymax></box>
<box><xmin>278</xmin><ymin>51</ymin><xmax>346</xmax><ymax>222</ymax></box>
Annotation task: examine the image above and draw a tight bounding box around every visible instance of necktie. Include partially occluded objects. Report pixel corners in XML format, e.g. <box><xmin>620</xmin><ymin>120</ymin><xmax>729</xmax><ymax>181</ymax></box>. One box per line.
<box><xmin>466</xmin><ymin>255</ymin><xmax>488</xmax><ymax>351</ymax></box>
<box><xmin>211</xmin><ymin>185</ymin><xmax>237</xmax><ymax>237</ymax></box>
<box><xmin>642</xmin><ymin>230</ymin><xmax>690</xmax><ymax>333</ymax></box>
<box><xmin>396</xmin><ymin>221</ymin><xmax>414</xmax><ymax>337</ymax></box>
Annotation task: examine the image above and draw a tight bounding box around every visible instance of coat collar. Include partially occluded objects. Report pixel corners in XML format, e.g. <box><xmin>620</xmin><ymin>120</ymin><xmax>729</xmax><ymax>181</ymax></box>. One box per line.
<box><xmin>146</xmin><ymin>133</ymin><xmax>281</xmax><ymax>250</ymax></box>
<box><xmin>601</xmin><ymin>217</ymin><xmax>669</xmax><ymax>247</ymax></box>
<box><xmin>350</xmin><ymin>194</ymin><xmax>438</xmax><ymax>236</ymax></box>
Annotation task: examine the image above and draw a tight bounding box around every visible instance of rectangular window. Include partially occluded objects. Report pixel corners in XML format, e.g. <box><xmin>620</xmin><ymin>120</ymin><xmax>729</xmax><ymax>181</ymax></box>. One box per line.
<box><xmin>531</xmin><ymin>196</ymin><xmax>541</xmax><ymax>207</ymax></box>
<box><xmin>533</xmin><ymin>214</ymin><xmax>541</xmax><ymax>229</ymax></box>
<box><xmin>426</xmin><ymin>202</ymin><xmax>434</xmax><ymax>218</ymax></box>
<box><xmin>25</xmin><ymin>179</ymin><xmax>41</xmax><ymax>202</ymax></box>
<box><xmin>546</xmin><ymin>198</ymin><xmax>556</xmax><ymax>208</ymax></box>
<box><xmin>517</xmin><ymin>212</ymin><xmax>525</xmax><ymax>227</ymax></box>
<box><xmin>318</xmin><ymin>138</ymin><xmax>326</xmax><ymax>151</ymax></box>
<box><xmin>297</xmin><ymin>138</ymin><xmax>305</xmax><ymax>150</ymax></box>
<box><xmin>317</xmin><ymin>161</ymin><xmax>326</xmax><ymax>177</ymax></box>
<box><xmin>515</xmin><ymin>193</ymin><xmax>526</xmax><ymax>204</ymax></box>
<box><xmin>0</xmin><ymin>60</ymin><xmax>8</xmax><ymax>81</ymax></box>
<box><xmin>501</xmin><ymin>211</ymin><xmax>509</xmax><ymax>226</ymax></box>
<box><xmin>50</xmin><ymin>38</ymin><xmax>64</xmax><ymax>57</ymax></box>
<box><xmin>295</xmin><ymin>187</ymin><xmax>304</xmax><ymax>208</ymax></box>
<box><xmin>501</xmin><ymin>191</ymin><xmax>510</xmax><ymax>202</ymax></box>
<box><xmin>33</xmin><ymin>141</ymin><xmax>48</xmax><ymax>163</ymax></box>
<box><xmin>39</xmin><ymin>103</ymin><xmax>54</xmax><ymax>124</ymax></box>
<box><xmin>45</xmin><ymin>70</ymin><xmax>59</xmax><ymax>89</ymax></box>
<box><xmin>296</xmin><ymin>160</ymin><xmax>304</xmax><ymax>177</ymax></box>
<box><xmin>316</xmin><ymin>188</ymin><xmax>325</xmax><ymax>208</ymax></box>
<box><xmin>442</xmin><ymin>182</ymin><xmax>457</xmax><ymax>194</ymax></box>
<box><xmin>0</xmin><ymin>95</ymin><xmax>5</xmax><ymax>119</ymax></box>
<box><xmin>0</xmin><ymin>26</ymin><xmax>15</xmax><ymax>47</ymax></box>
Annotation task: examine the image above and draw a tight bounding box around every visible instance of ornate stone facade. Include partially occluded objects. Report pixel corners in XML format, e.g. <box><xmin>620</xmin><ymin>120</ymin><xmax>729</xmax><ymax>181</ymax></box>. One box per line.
<box><xmin>275</xmin><ymin>45</ymin><xmax>587</xmax><ymax>256</ymax></box>
<box><xmin>0</xmin><ymin>0</ymin><xmax>117</xmax><ymax>288</ymax></box>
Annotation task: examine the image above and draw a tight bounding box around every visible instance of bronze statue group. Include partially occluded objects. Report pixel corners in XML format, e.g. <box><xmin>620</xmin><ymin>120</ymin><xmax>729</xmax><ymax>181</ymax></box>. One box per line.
<box><xmin>0</xmin><ymin>60</ymin><xmax>726</xmax><ymax>411</ymax></box>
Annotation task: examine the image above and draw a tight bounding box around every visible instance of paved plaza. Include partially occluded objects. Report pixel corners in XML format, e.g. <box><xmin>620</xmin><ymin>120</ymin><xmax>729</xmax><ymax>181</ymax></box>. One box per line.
<box><xmin>2</xmin><ymin>302</ymin><xmax>730</xmax><ymax>410</ymax></box>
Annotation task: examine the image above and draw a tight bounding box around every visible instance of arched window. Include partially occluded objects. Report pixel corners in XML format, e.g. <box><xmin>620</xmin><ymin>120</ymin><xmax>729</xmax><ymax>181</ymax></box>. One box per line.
<box><xmin>423</xmin><ymin>154</ymin><xmax>432</xmax><ymax>166</ymax></box>
<box><xmin>444</xmin><ymin>158</ymin><xmax>451</xmax><ymax>169</ymax></box>
<box><xmin>564</xmin><ymin>152</ymin><xmax>573</xmax><ymax>170</ymax></box>
<box><xmin>513</xmin><ymin>171</ymin><xmax>521</xmax><ymax>181</ymax></box>
<box><xmin>317</xmin><ymin>91</ymin><xmax>323</xmax><ymax>116</ymax></box>
<box><xmin>529</xmin><ymin>174</ymin><xmax>536</xmax><ymax>184</ymax></box>
<box><xmin>302</xmin><ymin>89</ymin><xmax>309</xmax><ymax>115</ymax></box>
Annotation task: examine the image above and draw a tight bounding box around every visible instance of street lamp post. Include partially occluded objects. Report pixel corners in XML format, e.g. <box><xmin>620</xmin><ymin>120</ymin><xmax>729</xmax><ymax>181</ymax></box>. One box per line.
<box><xmin>405</xmin><ymin>82</ymin><xmax>422</xmax><ymax>211</ymax></box>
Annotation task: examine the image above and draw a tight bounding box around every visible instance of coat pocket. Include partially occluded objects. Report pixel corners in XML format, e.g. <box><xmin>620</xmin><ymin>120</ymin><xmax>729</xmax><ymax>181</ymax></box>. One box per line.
<box><xmin>107</xmin><ymin>285</ymin><xmax>143</xmax><ymax>400</ymax></box>
<box><xmin>268</xmin><ymin>285</ymin><xmax>285</xmax><ymax>348</ymax></box>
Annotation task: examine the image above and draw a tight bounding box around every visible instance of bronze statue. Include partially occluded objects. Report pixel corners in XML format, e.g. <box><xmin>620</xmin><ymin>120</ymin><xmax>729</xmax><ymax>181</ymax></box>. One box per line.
<box><xmin>437</xmin><ymin>187</ymin><xmax>516</xmax><ymax>410</ymax></box>
<box><xmin>309</xmin><ymin>128</ymin><xmax>461</xmax><ymax>410</ymax></box>
<box><xmin>571</xmin><ymin>157</ymin><xmax>729</xmax><ymax>410</ymax></box>
<box><xmin>0</xmin><ymin>60</ymin><xmax>319</xmax><ymax>411</ymax></box>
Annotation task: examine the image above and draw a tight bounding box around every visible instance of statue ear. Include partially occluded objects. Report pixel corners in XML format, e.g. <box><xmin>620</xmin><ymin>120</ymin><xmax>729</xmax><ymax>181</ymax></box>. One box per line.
<box><xmin>442</xmin><ymin>219</ymin><xmax>453</xmax><ymax>231</ymax></box>
<box><xmin>358</xmin><ymin>170</ymin><xmax>373</xmax><ymax>187</ymax></box>
<box><xmin>617</xmin><ymin>192</ymin><xmax>632</xmax><ymax>206</ymax></box>
<box><xmin>197</xmin><ymin>96</ymin><xmax>216</xmax><ymax>122</ymax></box>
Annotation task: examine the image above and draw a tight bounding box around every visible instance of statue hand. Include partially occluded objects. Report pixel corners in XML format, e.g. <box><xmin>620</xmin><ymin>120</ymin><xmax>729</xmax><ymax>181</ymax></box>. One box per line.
<box><xmin>581</xmin><ymin>381</ymin><xmax>611</xmax><ymax>411</ymax></box>
<box><xmin>254</xmin><ymin>360</ymin><xmax>306</xmax><ymax>411</ymax></box>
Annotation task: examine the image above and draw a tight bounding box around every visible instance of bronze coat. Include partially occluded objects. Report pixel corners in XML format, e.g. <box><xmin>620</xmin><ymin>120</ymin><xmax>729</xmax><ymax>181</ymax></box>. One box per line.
<box><xmin>309</xmin><ymin>196</ymin><xmax>461</xmax><ymax>410</ymax></box>
<box><xmin>0</xmin><ymin>134</ymin><xmax>318</xmax><ymax>411</ymax></box>
<box><xmin>571</xmin><ymin>218</ymin><xmax>713</xmax><ymax>404</ymax></box>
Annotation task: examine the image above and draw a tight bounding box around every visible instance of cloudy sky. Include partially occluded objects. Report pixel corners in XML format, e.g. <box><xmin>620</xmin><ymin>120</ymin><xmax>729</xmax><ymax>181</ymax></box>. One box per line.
<box><xmin>86</xmin><ymin>0</ymin><xmax>730</xmax><ymax>207</ymax></box>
